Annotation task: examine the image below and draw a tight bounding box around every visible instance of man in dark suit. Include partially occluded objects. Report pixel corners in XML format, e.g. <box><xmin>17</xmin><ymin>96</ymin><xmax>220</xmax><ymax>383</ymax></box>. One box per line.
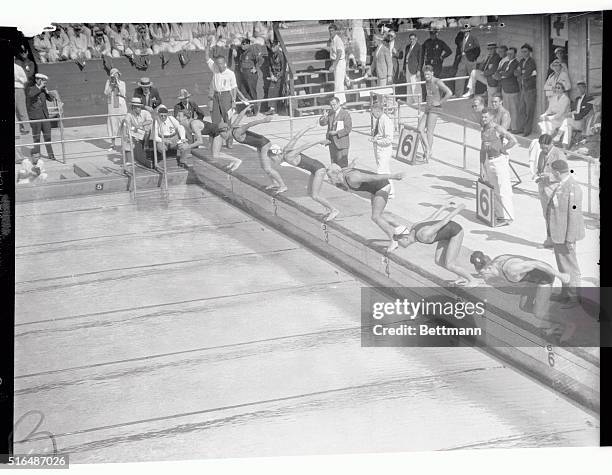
<box><xmin>495</xmin><ymin>46</ymin><xmax>520</xmax><ymax>132</ymax></box>
<box><xmin>173</xmin><ymin>88</ymin><xmax>204</xmax><ymax>122</ymax></box>
<box><xmin>556</xmin><ymin>81</ymin><xmax>593</xmax><ymax>148</ymax></box>
<box><xmin>26</xmin><ymin>73</ymin><xmax>56</xmax><ymax>160</ymax></box>
<box><xmin>546</xmin><ymin>159</ymin><xmax>585</xmax><ymax>306</ymax></box>
<box><xmin>453</xmin><ymin>25</ymin><xmax>481</xmax><ymax>97</ymax></box>
<box><xmin>318</xmin><ymin>96</ymin><xmax>352</xmax><ymax>168</ymax></box>
<box><xmin>421</xmin><ymin>27</ymin><xmax>452</xmax><ymax>79</ymax></box>
<box><xmin>402</xmin><ymin>33</ymin><xmax>422</xmax><ymax>104</ymax></box>
<box><xmin>133</xmin><ymin>77</ymin><xmax>162</xmax><ymax>112</ymax></box>
<box><xmin>517</xmin><ymin>44</ymin><xmax>538</xmax><ymax>136</ymax></box>
<box><xmin>461</xmin><ymin>42</ymin><xmax>500</xmax><ymax>103</ymax></box>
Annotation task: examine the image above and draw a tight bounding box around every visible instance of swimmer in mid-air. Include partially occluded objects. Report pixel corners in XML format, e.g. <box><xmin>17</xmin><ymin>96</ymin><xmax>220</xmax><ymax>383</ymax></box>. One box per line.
<box><xmin>228</xmin><ymin>104</ymin><xmax>287</xmax><ymax>193</ymax></box>
<box><xmin>392</xmin><ymin>202</ymin><xmax>476</xmax><ymax>286</ymax></box>
<box><xmin>268</xmin><ymin>123</ymin><xmax>339</xmax><ymax>221</ymax></box>
<box><xmin>326</xmin><ymin>163</ymin><xmax>405</xmax><ymax>251</ymax></box>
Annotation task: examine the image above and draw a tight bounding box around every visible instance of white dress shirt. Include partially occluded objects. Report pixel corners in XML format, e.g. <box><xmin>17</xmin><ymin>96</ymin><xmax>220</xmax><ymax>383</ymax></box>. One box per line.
<box><xmin>207</xmin><ymin>58</ymin><xmax>237</xmax><ymax>92</ymax></box>
<box><xmin>373</xmin><ymin>113</ymin><xmax>394</xmax><ymax>147</ymax></box>
<box><xmin>154</xmin><ymin>115</ymin><xmax>186</xmax><ymax>142</ymax></box>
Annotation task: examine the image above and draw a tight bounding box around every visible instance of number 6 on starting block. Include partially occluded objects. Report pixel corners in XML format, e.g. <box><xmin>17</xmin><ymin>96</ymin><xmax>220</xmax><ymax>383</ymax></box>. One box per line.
<box><xmin>476</xmin><ymin>180</ymin><xmax>496</xmax><ymax>227</ymax></box>
<box><xmin>396</xmin><ymin>125</ymin><xmax>419</xmax><ymax>164</ymax></box>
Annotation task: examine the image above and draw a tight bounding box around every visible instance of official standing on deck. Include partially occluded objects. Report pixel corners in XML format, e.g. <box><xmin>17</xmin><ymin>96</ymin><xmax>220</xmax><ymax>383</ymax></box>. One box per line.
<box><xmin>319</xmin><ymin>96</ymin><xmax>352</xmax><ymax>168</ymax></box>
<box><xmin>27</xmin><ymin>73</ymin><xmax>56</xmax><ymax>160</ymax></box>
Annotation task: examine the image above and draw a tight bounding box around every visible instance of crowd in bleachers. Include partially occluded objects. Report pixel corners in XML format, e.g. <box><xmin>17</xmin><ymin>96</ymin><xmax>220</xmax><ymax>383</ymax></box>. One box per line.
<box><xmin>32</xmin><ymin>22</ymin><xmax>276</xmax><ymax>63</ymax></box>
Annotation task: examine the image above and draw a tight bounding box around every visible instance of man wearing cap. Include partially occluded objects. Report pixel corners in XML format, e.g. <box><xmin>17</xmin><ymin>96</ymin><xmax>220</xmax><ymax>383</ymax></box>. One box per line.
<box><xmin>545</xmin><ymin>159</ymin><xmax>585</xmax><ymax>306</ymax></box>
<box><xmin>174</xmin><ymin>89</ymin><xmax>204</xmax><ymax>121</ymax></box>
<box><xmin>328</xmin><ymin>24</ymin><xmax>347</xmax><ymax>104</ymax></box>
<box><xmin>555</xmin><ymin>81</ymin><xmax>593</xmax><ymax>149</ymax></box>
<box><xmin>462</xmin><ymin>42</ymin><xmax>500</xmax><ymax>103</ymax></box>
<box><xmin>517</xmin><ymin>43</ymin><xmax>538</xmax><ymax>136</ymax></box>
<box><xmin>133</xmin><ymin>78</ymin><xmax>162</xmax><ymax>111</ymax></box>
<box><xmin>104</xmin><ymin>68</ymin><xmax>127</xmax><ymax>151</ymax></box>
<box><xmin>26</xmin><ymin>73</ymin><xmax>56</xmax><ymax>160</ymax></box>
<box><xmin>529</xmin><ymin>133</ymin><xmax>567</xmax><ymax>247</ymax></box>
<box><xmin>154</xmin><ymin>105</ymin><xmax>187</xmax><ymax>157</ymax></box>
<box><xmin>264</xmin><ymin>39</ymin><xmax>286</xmax><ymax>115</ymax></box>
<box><xmin>14</xmin><ymin>49</ymin><xmax>31</xmax><ymax>135</ymax></box>
<box><xmin>421</xmin><ymin>28</ymin><xmax>452</xmax><ymax>79</ymax></box>
<box><xmin>453</xmin><ymin>25</ymin><xmax>481</xmax><ymax>97</ymax></box>
<box><xmin>66</xmin><ymin>25</ymin><xmax>91</xmax><ymax>62</ymax></box>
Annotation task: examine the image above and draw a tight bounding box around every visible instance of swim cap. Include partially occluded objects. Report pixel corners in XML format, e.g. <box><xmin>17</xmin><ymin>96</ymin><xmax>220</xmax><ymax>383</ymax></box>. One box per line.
<box><xmin>269</xmin><ymin>144</ymin><xmax>282</xmax><ymax>154</ymax></box>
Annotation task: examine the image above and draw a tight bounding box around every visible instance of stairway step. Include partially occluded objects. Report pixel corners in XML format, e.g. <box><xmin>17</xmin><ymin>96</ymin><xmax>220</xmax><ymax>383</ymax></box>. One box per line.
<box><xmin>285</xmin><ymin>41</ymin><xmax>329</xmax><ymax>52</ymax></box>
<box><xmin>291</xmin><ymin>59</ymin><xmax>330</xmax><ymax>70</ymax></box>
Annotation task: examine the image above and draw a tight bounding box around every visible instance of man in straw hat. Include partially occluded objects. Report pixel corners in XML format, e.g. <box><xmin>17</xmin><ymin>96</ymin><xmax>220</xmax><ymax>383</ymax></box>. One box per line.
<box><xmin>26</xmin><ymin>73</ymin><xmax>56</xmax><ymax>160</ymax></box>
<box><xmin>133</xmin><ymin>77</ymin><xmax>162</xmax><ymax>111</ymax></box>
<box><xmin>124</xmin><ymin>97</ymin><xmax>153</xmax><ymax>151</ymax></box>
<box><xmin>174</xmin><ymin>89</ymin><xmax>204</xmax><ymax>121</ymax></box>
<box><xmin>104</xmin><ymin>68</ymin><xmax>127</xmax><ymax>151</ymax></box>
<box><xmin>453</xmin><ymin>24</ymin><xmax>480</xmax><ymax>97</ymax></box>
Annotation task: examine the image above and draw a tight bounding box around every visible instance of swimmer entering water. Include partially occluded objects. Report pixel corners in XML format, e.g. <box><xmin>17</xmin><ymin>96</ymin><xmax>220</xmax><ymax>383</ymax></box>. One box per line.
<box><xmin>326</xmin><ymin>163</ymin><xmax>405</xmax><ymax>251</ymax></box>
<box><xmin>392</xmin><ymin>202</ymin><xmax>476</xmax><ymax>286</ymax></box>
<box><xmin>228</xmin><ymin>104</ymin><xmax>287</xmax><ymax>194</ymax></box>
<box><xmin>268</xmin><ymin>123</ymin><xmax>339</xmax><ymax>221</ymax></box>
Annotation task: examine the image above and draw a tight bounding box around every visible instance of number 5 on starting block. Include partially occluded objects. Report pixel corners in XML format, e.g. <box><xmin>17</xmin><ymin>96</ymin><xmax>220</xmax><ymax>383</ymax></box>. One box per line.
<box><xmin>396</xmin><ymin>125</ymin><xmax>419</xmax><ymax>164</ymax></box>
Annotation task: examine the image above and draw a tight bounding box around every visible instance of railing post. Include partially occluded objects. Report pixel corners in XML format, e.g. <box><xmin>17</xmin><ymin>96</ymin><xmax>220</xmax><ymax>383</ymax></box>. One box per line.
<box><xmin>152</xmin><ymin>116</ymin><xmax>158</xmax><ymax>170</ymax></box>
<box><xmin>288</xmin><ymin>96</ymin><xmax>294</xmax><ymax>138</ymax></box>
<box><xmin>462</xmin><ymin>118</ymin><xmax>467</xmax><ymax>170</ymax></box>
<box><xmin>57</xmin><ymin>102</ymin><xmax>67</xmax><ymax>164</ymax></box>
<box><xmin>588</xmin><ymin>158</ymin><xmax>592</xmax><ymax>214</ymax></box>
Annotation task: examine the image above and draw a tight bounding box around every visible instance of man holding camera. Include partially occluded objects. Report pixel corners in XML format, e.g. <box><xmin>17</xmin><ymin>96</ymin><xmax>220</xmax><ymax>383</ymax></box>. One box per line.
<box><xmin>26</xmin><ymin>73</ymin><xmax>56</xmax><ymax>160</ymax></box>
<box><xmin>104</xmin><ymin>68</ymin><xmax>127</xmax><ymax>151</ymax></box>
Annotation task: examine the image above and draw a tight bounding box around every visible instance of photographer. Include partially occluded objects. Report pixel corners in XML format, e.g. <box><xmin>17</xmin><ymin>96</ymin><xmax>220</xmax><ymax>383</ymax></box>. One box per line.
<box><xmin>104</xmin><ymin>68</ymin><xmax>127</xmax><ymax>151</ymax></box>
<box><xmin>26</xmin><ymin>73</ymin><xmax>56</xmax><ymax>160</ymax></box>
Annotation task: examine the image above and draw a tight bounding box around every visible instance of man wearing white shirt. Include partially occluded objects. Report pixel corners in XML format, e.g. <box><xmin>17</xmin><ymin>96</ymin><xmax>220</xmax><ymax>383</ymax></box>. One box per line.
<box><xmin>14</xmin><ymin>59</ymin><xmax>30</xmax><ymax>134</ymax></box>
<box><xmin>154</xmin><ymin>105</ymin><xmax>187</xmax><ymax>158</ymax></box>
<box><xmin>328</xmin><ymin>24</ymin><xmax>347</xmax><ymax>104</ymax></box>
<box><xmin>370</xmin><ymin>103</ymin><xmax>395</xmax><ymax>196</ymax></box>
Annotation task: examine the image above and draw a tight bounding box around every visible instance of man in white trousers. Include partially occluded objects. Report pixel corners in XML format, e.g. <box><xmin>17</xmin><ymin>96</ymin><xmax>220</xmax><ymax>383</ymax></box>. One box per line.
<box><xmin>328</xmin><ymin>24</ymin><xmax>346</xmax><ymax>104</ymax></box>
<box><xmin>370</xmin><ymin>103</ymin><xmax>395</xmax><ymax>196</ymax></box>
<box><xmin>480</xmin><ymin>108</ymin><xmax>517</xmax><ymax>226</ymax></box>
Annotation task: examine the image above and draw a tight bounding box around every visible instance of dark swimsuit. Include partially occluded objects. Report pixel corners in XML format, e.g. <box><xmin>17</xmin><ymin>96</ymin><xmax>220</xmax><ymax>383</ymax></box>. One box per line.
<box><xmin>343</xmin><ymin>169</ymin><xmax>390</xmax><ymax>195</ymax></box>
<box><xmin>413</xmin><ymin>220</ymin><xmax>462</xmax><ymax>243</ymax></box>
<box><xmin>496</xmin><ymin>255</ymin><xmax>553</xmax><ymax>284</ymax></box>
<box><xmin>295</xmin><ymin>155</ymin><xmax>325</xmax><ymax>175</ymax></box>
<box><xmin>232</xmin><ymin>129</ymin><xmax>270</xmax><ymax>151</ymax></box>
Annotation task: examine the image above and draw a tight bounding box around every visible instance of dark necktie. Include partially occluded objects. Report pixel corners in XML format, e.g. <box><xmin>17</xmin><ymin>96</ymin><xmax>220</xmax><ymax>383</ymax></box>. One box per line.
<box><xmin>537</xmin><ymin>151</ymin><xmax>548</xmax><ymax>174</ymax></box>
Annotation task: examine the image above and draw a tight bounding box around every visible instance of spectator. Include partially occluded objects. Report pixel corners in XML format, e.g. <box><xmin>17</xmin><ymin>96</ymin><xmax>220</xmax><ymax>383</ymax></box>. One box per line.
<box><xmin>26</xmin><ymin>73</ymin><xmax>56</xmax><ymax>160</ymax></box>
<box><xmin>49</xmin><ymin>27</ymin><xmax>69</xmax><ymax>61</ymax></box>
<box><xmin>65</xmin><ymin>24</ymin><xmax>91</xmax><ymax>64</ymax></box>
<box><xmin>252</xmin><ymin>36</ymin><xmax>268</xmax><ymax>114</ymax></box>
<box><xmin>15</xmin><ymin>45</ymin><xmax>35</xmax><ymax>86</ymax></box>
<box><xmin>133</xmin><ymin>77</ymin><xmax>162</xmax><ymax>112</ymax></box>
<box><xmin>370</xmin><ymin>34</ymin><xmax>392</xmax><ymax>86</ymax></box>
<box><xmin>319</xmin><ymin>96</ymin><xmax>352</xmax><ymax>168</ymax></box>
<box><xmin>402</xmin><ymin>33</ymin><xmax>423</xmax><ymax>104</ymax></box>
<box><xmin>327</xmin><ymin>24</ymin><xmax>347</xmax><ymax>104</ymax></box>
<box><xmin>555</xmin><ymin>81</ymin><xmax>592</xmax><ymax>149</ymax></box>
<box><xmin>538</xmin><ymin>82</ymin><xmax>570</xmax><ymax>135</ymax></box>
<box><xmin>106</xmin><ymin>23</ymin><xmax>127</xmax><ymax>57</ymax></box>
<box><xmin>462</xmin><ymin>42</ymin><xmax>500</xmax><ymax>103</ymax></box>
<box><xmin>350</xmin><ymin>19</ymin><xmax>367</xmax><ymax>68</ymax></box>
<box><xmin>418</xmin><ymin>65</ymin><xmax>452</xmax><ymax>161</ymax></box>
<box><xmin>153</xmin><ymin>105</ymin><xmax>187</xmax><ymax>156</ymax></box>
<box><xmin>174</xmin><ymin>88</ymin><xmax>204</xmax><ymax>122</ymax></box>
<box><xmin>529</xmin><ymin>133</ymin><xmax>567</xmax><ymax>247</ymax></box>
<box><xmin>124</xmin><ymin>97</ymin><xmax>153</xmax><ymax>147</ymax></box>
<box><xmin>453</xmin><ymin>25</ymin><xmax>481</xmax><ymax>97</ymax></box>
<box><xmin>544</xmin><ymin>60</ymin><xmax>571</xmax><ymax>103</ymax></box>
<box><xmin>421</xmin><ymin>27</ymin><xmax>452</xmax><ymax>79</ymax></box>
<box><xmin>551</xmin><ymin>46</ymin><xmax>569</xmax><ymax>73</ymax></box>
<box><xmin>104</xmin><ymin>68</ymin><xmax>127</xmax><ymax>151</ymax></box>
<box><xmin>131</xmin><ymin>24</ymin><xmax>153</xmax><ymax>56</ymax></box>
<box><xmin>387</xmin><ymin>31</ymin><xmax>401</xmax><ymax>84</ymax></box>
<box><xmin>546</xmin><ymin>159</ymin><xmax>585</xmax><ymax>306</ymax></box>
<box><xmin>149</xmin><ymin>23</ymin><xmax>170</xmax><ymax>53</ymax></box>
<box><xmin>470</xmin><ymin>95</ymin><xmax>486</xmax><ymax>122</ymax></box>
<box><xmin>33</xmin><ymin>32</ymin><xmax>53</xmax><ymax>63</ymax></box>
<box><xmin>238</xmin><ymin>39</ymin><xmax>261</xmax><ymax>114</ymax></box>
<box><xmin>489</xmin><ymin>93</ymin><xmax>511</xmax><ymax>130</ymax></box>
<box><xmin>264</xmin><ymin>39</ymin><xmax>286</xmax><ymax>115</ymax></box>
<box><xmin>517</xmin><ymin>43</ymin><xmax>538</xmax><ymax>137</ymax></box>
<box><xmin>572</xmin><ymin>96</ymin><xmax>601</xmax><ymax>158</ymax></box>
<box><xmin>495</xmin><ymin>46</ymin><xmax>520</xmax><ymax>132</ymax></box>
<box><xmin>14</xmin><ymin>52</ymin><xmax>31</xmax><ymax>135</ymax></box>
<box><xmin>91</xmin><ymin>27</ymin><xmax>112</xmax><ymax>59</ymax></box>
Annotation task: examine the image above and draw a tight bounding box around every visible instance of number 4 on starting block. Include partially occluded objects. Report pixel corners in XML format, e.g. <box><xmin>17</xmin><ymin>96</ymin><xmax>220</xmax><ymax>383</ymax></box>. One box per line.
<box><xmin>396</xmin><ymin>125</ymin><xmax>421</xmax><ymax>164</ymax></box>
